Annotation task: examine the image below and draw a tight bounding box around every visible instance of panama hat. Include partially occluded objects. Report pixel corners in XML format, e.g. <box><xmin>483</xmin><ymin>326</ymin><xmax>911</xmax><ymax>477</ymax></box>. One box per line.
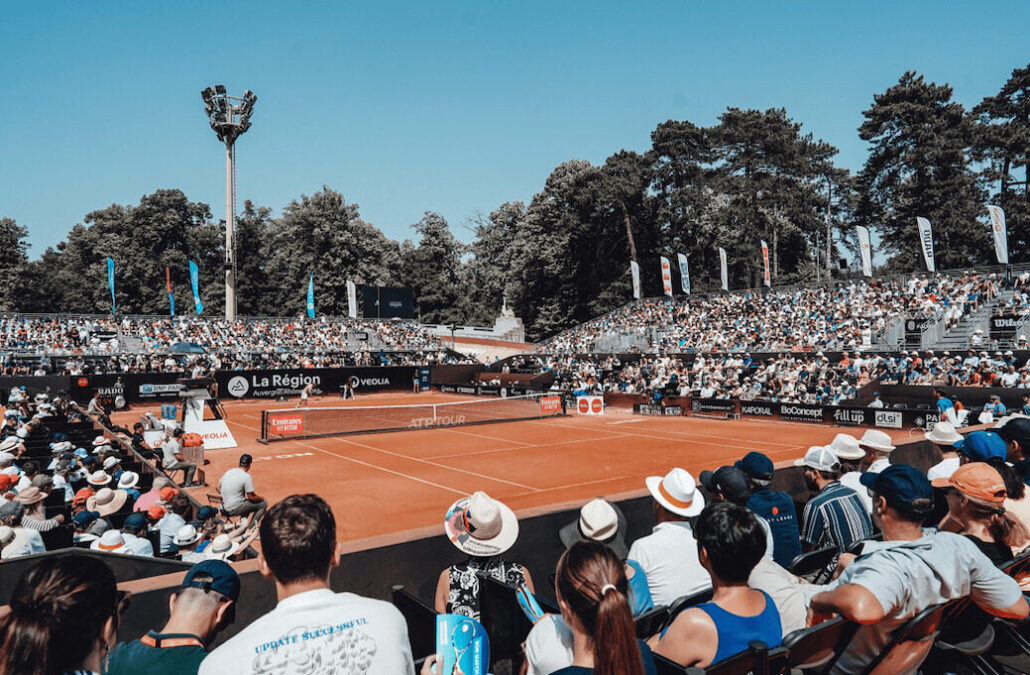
<box><xmin>859</xmin><ymin>429</ymin><xmax>896</xmax><ymax>453</ymax></box>
<box><xmin>444</xmin><ymin>491</ymin><xmax>519</xmax><ymax>557</ymax></box>
<box><xmin>87</xmin><ymin>487</ymin><xmax>128</xmax><ymax>517</ymax></box>
<box><xmin>118</xmin><ymin>471</ymin><xmax>139</xmax><ymax>489</ymax></box>
<box><xmin>15</xmin><ymin>486</ymin><xmax>46</xmax><ymax>505</ymax></box>
<box><xmin>91</xmin><ymin>530</ymin><xmax>128</xmax><ymax>553</ymax></box>
<box><xmin>87</xmin><ymin>470</ymin><xmax>111</xmax><ymax>486</ymax></box>
<box><xmin>558</xmin><ymin>498</ymin><xmax>628</xmax><ymax>559</ymax></box>
<box><xmin>646</xmin><ymin>468</ymin><xmax>705</xmax><ymax>517</ymax></box>
<box><xmin>205</xmin><ymin>534</ymin><xmax>241</xmax><ymax>561</ymax></box>
<box><xmin>91</xmin><ymin>435</ymin><xmax>108</xmax><ymax>446</ymax></box>
<box><xmin>925</xmin><ymin>421</ymin><xmax>963</xmax><ymax>446</ymax></box>
<box><xmin>173</xmin><ymin>524</ymin><xmax>202</xmax><ymax>547</ymax></box>
<box><xmin>0</xmin><ymin>437</ymin><xmax>20</xmax><ymax>452</ymax></box>
<box><xmin>828</xmin><ymin>433</ymin><xmax>865</xmax><ymax>460</ymax></box>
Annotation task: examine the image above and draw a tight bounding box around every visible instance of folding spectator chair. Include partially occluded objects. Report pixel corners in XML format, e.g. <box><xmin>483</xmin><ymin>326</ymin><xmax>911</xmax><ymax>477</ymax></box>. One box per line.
<box><xmin>789</xmin><ymin>545</ymin><xmax>839</xmax><ymax>584</ymax></box>
<box><xmin>206</xmin><ymin>492</ymin><xmax>242</xmax><ymax>527</ymax></box>
<box><xmin>661</xmin><ymin>588</ymin><xmax>715</xmax><ymax>635</ymax></box>
<box><xmin>391</xmin><ymin>585</ymin><xmax>437</xmax><ymax>662</ymax></box>
<box><xmin>783</xmin><ymin>615</ymin><xmax>860</xmax><ymax>674</ymax></box>
<box><xmin>681</xmin><ymin>641</ymin><xmax>788</xmax><ymax>675</ymax></box>
<box><xmin>982</xmin><ymin>552</ymin><xmax>1030</xmax><ymax>664</ymax></box>
<box><xmin>634</xmin><ymin>604</ymin><xmax>670</xmax><ymax>639</ymax></box>
<box><xmin>857</xmin><ymin>598</ymin><xmax>967</xmax><ymax>675</ymax></box>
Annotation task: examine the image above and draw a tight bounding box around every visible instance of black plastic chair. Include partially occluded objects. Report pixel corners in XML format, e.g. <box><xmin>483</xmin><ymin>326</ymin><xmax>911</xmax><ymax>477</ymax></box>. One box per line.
<box><xmin>783</xmin><ymin>615</ymin><xmax>859</xmax><ymax>674</ymax></box>
<box><xmin>635</xmin><ymin>604</ymin><xmax>670</xmax><ymax>639</ymax></box>
<box><xmin>789</xmin><ymin>545</ymin><xmax>838</xmax><ymax>584</ymax></box>
<box><xmin>857</xmin><ymin>598</ymin><xmax>967</xmax><ymax>675</ymax></box>
<box><xmin>479</xmin><ymin>574</ymin><xmax>533</xmax><ymax>673</ymax></box>
<box><xmin>391</xmin><ymin>585</ymin><xmax>437</xmax><ymax>662</ymax></box>
<box><xmin>682</xmin><ymin>641</ymin><xmax>788</xmax><ymax>675</ymax></box>
<box><xmin>662</xmin><ymin>587</ymin><xmax>716</xmax><ymax>634</ymax></box>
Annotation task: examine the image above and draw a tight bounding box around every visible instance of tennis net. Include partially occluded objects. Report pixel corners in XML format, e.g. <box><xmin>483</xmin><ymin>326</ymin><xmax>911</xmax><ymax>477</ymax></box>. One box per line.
<box><xmin>258</xmin><ymin>393</ymin><xmax>565</xmax><ymax>442</ymax></box>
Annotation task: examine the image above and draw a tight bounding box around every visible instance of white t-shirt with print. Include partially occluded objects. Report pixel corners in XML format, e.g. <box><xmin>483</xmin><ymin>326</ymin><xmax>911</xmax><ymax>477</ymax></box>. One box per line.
<box><xmin>198</xmin><ymin>588</ymin><xmax>414</xmax><ymax>675</ymax></box>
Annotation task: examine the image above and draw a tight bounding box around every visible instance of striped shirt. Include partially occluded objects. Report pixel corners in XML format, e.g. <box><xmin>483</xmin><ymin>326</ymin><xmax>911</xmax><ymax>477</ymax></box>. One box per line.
<box><xmin>801</xmin><ymin>481</ymin><xmax>872</xmax><ymax>550</ymax></box>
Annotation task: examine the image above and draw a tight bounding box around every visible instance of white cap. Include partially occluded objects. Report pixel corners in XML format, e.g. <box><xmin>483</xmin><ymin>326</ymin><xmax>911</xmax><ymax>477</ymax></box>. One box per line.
<box><xmin>795</xmin><ymin>446</ymin><xmax>841</xmax><ymax>472</ymax></box>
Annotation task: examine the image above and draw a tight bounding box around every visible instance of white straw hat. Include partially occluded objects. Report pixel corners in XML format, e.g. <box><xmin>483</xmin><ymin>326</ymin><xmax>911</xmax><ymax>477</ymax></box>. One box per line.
<box><xmin>444</xmin><ymin>491</ymin><xmax>519</xmax><ymax>557</ymax></box>
<box><xmin>205</xmin><ymin>534</ymin><xmax>241</xmax><ymax>560</ymax></box>
<box><xmin>859</xmin><ymin>429</ymin><xmax>896</xmax><ymax>452</ymax></box>
<box><xmin>828</xmin><ymin>433</ymin><xmax>865</xmax><ymax>460</ymax></box>
<box><xmin>925</xmin><ymin>421</ymin><xmax>963</xmax><ymax>446</ymax></box>
<box><xmin>645</xmin><ymin>468</ymin><xmax>705</xmax><ymax>517</ymax></box>
<box><xmin>91</xmin><ymin>530</ymin><xmax>128</xmax><ymax>553</ymax></box>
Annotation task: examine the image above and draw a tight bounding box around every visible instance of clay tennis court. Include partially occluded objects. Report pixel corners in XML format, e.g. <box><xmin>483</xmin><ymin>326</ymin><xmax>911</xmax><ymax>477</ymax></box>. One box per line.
<box><xmin>112</xmin><ymin>392</ymin><xmax>914</xmax><ymax>548</ymax></box>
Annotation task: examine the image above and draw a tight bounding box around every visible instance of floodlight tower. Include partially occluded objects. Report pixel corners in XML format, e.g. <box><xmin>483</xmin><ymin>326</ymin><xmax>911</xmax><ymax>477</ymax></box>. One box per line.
<box><xmin>201</xmin><ymin>85</ymin><xmax>257</xmax><ymax>320</ymax></box>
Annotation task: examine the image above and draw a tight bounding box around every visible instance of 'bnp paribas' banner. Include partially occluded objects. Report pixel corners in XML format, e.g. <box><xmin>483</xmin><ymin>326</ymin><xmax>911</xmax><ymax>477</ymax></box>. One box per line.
<box><xmin>916</xmin><ymin>217</ymin><xmax>935</xmax><ymax>272</ymax></box>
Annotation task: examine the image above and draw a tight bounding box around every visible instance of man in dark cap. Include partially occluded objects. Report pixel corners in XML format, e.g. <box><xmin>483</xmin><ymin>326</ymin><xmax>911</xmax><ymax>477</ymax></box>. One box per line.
<box><xmin>736</xmin><ymin>451</ymin><xmax>801</xmax><ymax>567</ymax></box>
<box><xmin>700</xmin><ymin>466</ymin><xmax>775</xmax><ymax>561</ymax></box>
<box><xmin>993</xmin><ymin>416</ymin><xmax>1030</xmax><ymax>486</ymax></box>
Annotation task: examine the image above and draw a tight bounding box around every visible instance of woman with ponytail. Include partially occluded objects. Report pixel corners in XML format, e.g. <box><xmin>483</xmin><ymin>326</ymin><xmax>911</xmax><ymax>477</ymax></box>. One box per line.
<box><xmin>934</xmin><ymin>461</ymin><xmax>1015</xmax><ymax>564</ymax></box>
<box><xmin>550</xmin><ymin>540</ymin><xmax>655</xmax><ymax>675</ymax></box>
<box><xmin>0</xmin><ymin>554</ymin><xmax>125</xmax><ymax>675</ymax></box>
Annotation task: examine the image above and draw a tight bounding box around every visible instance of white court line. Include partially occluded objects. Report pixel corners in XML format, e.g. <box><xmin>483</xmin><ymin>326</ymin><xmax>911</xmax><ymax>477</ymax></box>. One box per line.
<box><xmin>291</xmin><ymin>439</ymin><xmax>468</xmax><ymax>497</ymax></box>
<box><xmin>608</xmin><ymin>419</ymin><xmax>644</xmax><ymax>425</ymax></box>
<box><xmin>437</xmin><ymin>427</ymin><xmax>534</xmax><ymax>446</ymax></box>
<box><xmin>426</xmin><ymin>432</ymin><xmax>631</xmax><ymax>460</ymax></box>
<box><xmin>528</xmin><ymin>419</ymin><xmax>791</xmax><ymax>454</ymax></box>
<box><xmin>550</xmin><ymin>417</ymin><xmax>805</xmax><ymax>450</ymax></box>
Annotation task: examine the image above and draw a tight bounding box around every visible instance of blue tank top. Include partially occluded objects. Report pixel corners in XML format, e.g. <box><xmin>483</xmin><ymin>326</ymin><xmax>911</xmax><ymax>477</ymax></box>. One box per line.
<box><xmin>695</xmin><ymin>591</ymin><xmax>782</xmax><ymax>665</ymax></box>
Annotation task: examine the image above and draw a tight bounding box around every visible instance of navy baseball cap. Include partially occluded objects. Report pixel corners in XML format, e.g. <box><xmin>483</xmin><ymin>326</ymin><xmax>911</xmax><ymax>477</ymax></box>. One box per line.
<box><xmin>860</xmin><ymin>464</ymin><xmax>934</xmax><ymax>515</ymax></box>
<box><xmin>955</xmin><ymin>431</ymin><xmax>1007</xmax><ymax>462</ymax></box>
<box><xmin>735</xmin><ymin>452</ymin><xmax>774</xmax><ymax>481</ymax></box>
<box><xmin>196</xmin><ymin>506</ymin><xmax>218</xmax><ymax>521</ymax></box>
<box><xmin>73</xmin><ymin>510</ymin><xmax>101</xmax><ymax>527</ymax></box>
<box><xmin>700</xmin><ymin>466</ymin><xmax>752</xmax><ymax>504</ymax></box>
<box><xmin>994</xmin><ymin>417</ymin><xmax>1030</xmax><ymax>446</ymax></box>
<box><xmin>122</xmin><ymin>513</ymin><xmax>147</xmax><ymax>533</ymax></box>
<box><xmin>180</xmin><ymin>560</ymin><xmax>240</xmax><ymax>621</ymax></box>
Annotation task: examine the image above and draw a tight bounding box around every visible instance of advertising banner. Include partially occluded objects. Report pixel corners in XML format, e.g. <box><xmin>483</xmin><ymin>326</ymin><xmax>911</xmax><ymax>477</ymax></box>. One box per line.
<box><xmin>346</xmin><ymin>280</ymin><xmax>358</xmax><ymax>318</ymax></box>
<box><xmin>719</xmin><ymin>247</ymin><xmax>728</xmax><ymax>291</ymax></box>
<box><xmin>107</xmin><ymin>257</ymin><xmax>116</xmax><ymax>314</ymax></box>
<box><xmin>630</xmin><ymin>261</ymin><xmax>641</xmax><ymax>299</ymax></box>
<box><xmin>540</xmin><ymin>396</ymin><xmax>562</xmax><ymax>413</ymax></box>
<box><xmin>987</xmin><ymin>205</ymin><xmax>1009</xmax><ymax>265</ymax></box>
<box><xmin>268</xmin><ymin>412</ymin><xmax>304</xmax><ymax>435</ymax></box>
<box><xmin>660</xmin><ymin>256</ymin><xmax>673</xmax><ymax>297</ymax></box>
<box><xmin>856</xmin><ymin>226</ymin><xmax>873</xmax><ymax>277</ymax></box>
<box><xmin>189</xmin><ymin>260</ymin><xmax>203</xmax><ymax>315</ymax></box>
<box><xmin>218</xmin><ymin>366</ymin><xmax>415</xmax><ymax>400</ymax></box>
<box><xmin>990</xmin><ymin>316</ymin><xmax>1022</xmax><ymax>341</ymax></box>
<box><xmin>760</xmin><ymin>240</ymin><xmax>770</xmax><ymax>287</ymax></box>
<box><xmin>739</xmin><ymin>401</ymin><xmax>778</xmax><ymax>418</ymax></box>
<box><xmin>778</xmin><ymin>402</ymin><xmax>825</xmax><ymax>424</ymax></box>
<box><xmin>873</xmin><ymin>409</ymin><xmax>903</xmax><ymax>429</ymax></box>
<box><xmin>677</xmin><ymin>253</ymin><xmax>690</xmax><ymax>294</ymax></box>
<box><xmin>831</xmin><ymin>407</ymin><xmax>870</xmax><ymax>427</ymax></box>
<box><xmin>916</xmin><ymin>217</ymin><xmax>935</xmax><ymax>272</ymax></box>
<box><xmin>576</xmin><ymin>396</ymin><xmax>604</xmax><ymax>415</ymax></box>
<box><xmin>692</xmin><ymin>398</ymin><xmax>737</xmax><ymax>414</ymax></box>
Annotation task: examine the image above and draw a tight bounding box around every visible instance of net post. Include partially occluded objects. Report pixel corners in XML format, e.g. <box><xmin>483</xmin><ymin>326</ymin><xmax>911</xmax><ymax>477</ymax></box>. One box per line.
<box><xmin>257</xmin><ymin>409</ymin><xmax>269</xmax><ymax>445</ymax></box>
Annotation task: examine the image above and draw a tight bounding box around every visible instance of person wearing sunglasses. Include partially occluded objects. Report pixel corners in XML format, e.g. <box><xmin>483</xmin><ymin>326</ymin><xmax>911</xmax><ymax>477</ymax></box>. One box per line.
<box><xmin>106</xmin><ymin>559</ymin><xmax>239</xmax><ymax>674</ymax></box>
<box><xmin>0</xmin><ymin>554</ymin><xmax>128</xmax><ymax>675</ymax></box>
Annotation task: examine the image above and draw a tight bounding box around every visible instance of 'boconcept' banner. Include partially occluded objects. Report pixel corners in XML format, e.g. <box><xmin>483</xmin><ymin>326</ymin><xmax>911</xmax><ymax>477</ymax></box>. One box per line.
<box><xmin>856</xmin><ymin>226</ymin><xmax>873</xmax><ymax>277</ymax></box>
<box><xmin>630</xmin><ymin>261</ymin><xmax>641</xmax><ymax>299</ymax></box>
<box><xmin>189</xmin><ymin>261</ymin><xmax>203</xmax><ymax>315</ymax></box>
<box><xmin>677</xmin><ymin>253</ymin><xmax>690</xmax><ymax>294</ymax></box>
<box><xmin>660</xmin><ymin>256</ymin><xmax>673</xmax><ymax>297</ymax></box>
<box><xmin>916</xmin><ymin>217</ymin><xmax>935</xmax><ymax>272</ymax></box>
<box><xmin>719</xmin><ymin>247</ymin><xmax>728</xmax><ymax>291</ymax></box>
<box><xmin>987</xmin><ymin>205</ymin><xmax>1009</xmax><ymax>265</ymax></box>
<box><xmin>106</xmin><ymin>258</ymin><xmax>116</xmax><ymax>314</ymax></box>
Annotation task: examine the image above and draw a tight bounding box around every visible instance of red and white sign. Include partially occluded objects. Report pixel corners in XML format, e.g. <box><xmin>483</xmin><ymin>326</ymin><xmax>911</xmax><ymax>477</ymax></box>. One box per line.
<box><xmin>268</xmin><ymin>413</ymin><xmax>304</xmax><ymax>435</ymax></box>
<box><xmin>576</xmin><ymin>396</ymin><xmax>604</xmax><ymax>415</ymax></box>
<box><xmin>540</xmin><ymin>396</ymin><xmax>562</xmax><ymax>413</ymax></box>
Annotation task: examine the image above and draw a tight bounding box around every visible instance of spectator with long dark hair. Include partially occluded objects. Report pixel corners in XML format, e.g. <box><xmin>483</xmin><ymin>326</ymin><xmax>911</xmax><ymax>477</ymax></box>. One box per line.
<box><xmin>0</xmin><ymin>554</ymin><xmax>126</xmax><ymax>675</ymax></box>
<box><xmin>549</xmin><ymin>540</ymin><xmax>655</xmax><ymax>675</ymax></box>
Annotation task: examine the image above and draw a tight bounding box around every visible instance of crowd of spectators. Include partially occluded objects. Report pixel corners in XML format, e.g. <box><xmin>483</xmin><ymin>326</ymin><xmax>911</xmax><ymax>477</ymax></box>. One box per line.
<box><xmin>546</xmin><ymin>272</ymin><xmax>999</xmax><ymax>353</ymax></box>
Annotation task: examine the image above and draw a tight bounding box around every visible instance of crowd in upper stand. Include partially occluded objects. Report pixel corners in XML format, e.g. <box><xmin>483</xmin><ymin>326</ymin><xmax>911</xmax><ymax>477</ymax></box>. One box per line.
<box><xmin>546</xmin><ymin>272</ymin><xmax>999</xmax><ymax>354</ymax></box>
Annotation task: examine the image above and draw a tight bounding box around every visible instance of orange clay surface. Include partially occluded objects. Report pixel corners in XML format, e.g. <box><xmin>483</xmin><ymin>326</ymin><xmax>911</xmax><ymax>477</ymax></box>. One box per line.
<box><xmin>112</xmin><ymin>392</ymin><xmax>916</xmax><ymax>549</ymax></box>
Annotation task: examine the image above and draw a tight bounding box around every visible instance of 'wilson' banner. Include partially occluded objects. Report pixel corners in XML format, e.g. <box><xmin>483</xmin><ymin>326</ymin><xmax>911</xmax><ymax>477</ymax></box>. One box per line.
<box><xmin>987</xmin><ymin>205</ymin><xmax>1008</xmax><ymax>265</ymax></box>
<box><xmin>856</xmin><ymin>226</ymin><xmax>873</xmax><ymax>277</ymax></box>
<box><xmin>660</xmin><ymin>256</ymin><xmax>673</xmax><ymax>297</ymax></box>
<box><xmin>916</xmin><ymin>217</ymin><xmax>935</xmax><ymax>272</ymax></box>
<box><xmin>677</xmin><ymin>253</ymin><xmax>690</xmax><ymax>294</ymax></box>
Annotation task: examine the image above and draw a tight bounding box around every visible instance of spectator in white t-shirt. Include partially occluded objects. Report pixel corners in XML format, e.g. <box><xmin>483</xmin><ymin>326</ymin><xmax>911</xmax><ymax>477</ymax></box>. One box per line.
<box><xmin>198</xmin><ymin>494</ymin><xmax>414</xmax><ymax>675</ymax></box>
<box><xmin>218</xmin><ymin>454</ymin><xmax>267</xmax><ymax>526</ymax></box>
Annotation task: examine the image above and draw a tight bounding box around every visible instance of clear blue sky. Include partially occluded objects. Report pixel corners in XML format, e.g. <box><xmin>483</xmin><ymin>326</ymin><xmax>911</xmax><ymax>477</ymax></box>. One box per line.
<box><xmin>2</xmin><ymin>1</ymin><xmax>1028</xmax><ymax>258</ymax></box>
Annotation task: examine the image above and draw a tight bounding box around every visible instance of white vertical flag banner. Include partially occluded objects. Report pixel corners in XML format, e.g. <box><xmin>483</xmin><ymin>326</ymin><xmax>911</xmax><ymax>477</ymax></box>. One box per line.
<box><xmin>630</xmin><ymin>261</ymin><xmax>641</xmax><ymax>299</ymax></box>
<box><xmin>856</xmin><ymin>225</ymin><xmax>873</xmax><ymax>277</ymax></box>
<box><xmin>346</xmin><ymin>280</ymin><xmax>358</xmax><ymax>318</ymax></box>
<box><xmin>660</xmin><ymin>256</ymin><xmax>673</xmax><ymax>297</ymax></box>
<box><xmin>916</xmin><ymin>217</ymin><xmax>935</xmax><ymax>272</ymax></box>
<box><xmin>987</xmin><ymin>205</ymin><xmax>1009</xmax><ymax>264</ymax></box>
<box><xmin>760</xmin><ymin>240</ymin><xmax>771</xmax><ymax>287</ymax></box>
<box><xmin>677</xmin><ymin>253</ymin><xmax>690</xmax><ymax>294</ymax></box>
<box><xmin>718</xmin><ymin>247</ymin><xmax>728</xmax><ymax>291</ymax></box>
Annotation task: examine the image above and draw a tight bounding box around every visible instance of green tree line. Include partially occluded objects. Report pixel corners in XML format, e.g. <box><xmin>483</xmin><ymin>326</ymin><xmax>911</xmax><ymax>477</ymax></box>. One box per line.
<box><xmin>1</xmin><ymin>65</ymin><xmax>1028</xmax><ymax>340</ymax></box>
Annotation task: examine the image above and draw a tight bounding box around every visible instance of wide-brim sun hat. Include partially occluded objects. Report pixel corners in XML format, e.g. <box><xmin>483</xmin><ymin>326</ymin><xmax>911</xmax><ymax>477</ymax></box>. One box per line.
<box><xmin>558</xmin><ymin>498</ymin><xmax>629</xmax><ymax>559</ymax></box>
<box><xmin>91</xmin><ymin>529</ymin><xmax>128</xmax><ymax>552</ymax></box>
<box><xmin>91</xmin><ymin>435</ymin><xmax>107</xmax><ymax>446</ymax></box>
<box><xmin>88</xmin><ymin>487</ymin><xmax>129</xmax><ymax>517</ymax></box>
<box><xmin>15</xmin><ymin>486</ymin><xmax>46</xmax><ymax>505</ymax></box>
<box><xmin>87</xmin><ymin>470</ymin><xmax>111</xmax><ymax>486</ymax></box>
<box><xmin>444</xmin><ymin>491</ymin><xmax>519</xmax><ymax>557</ymax></box>
<box><xmin>828</xmin><ymin>433</ymin><xmax>865</xmax><ymax>460</ymax></box>
<box><xmin>205</xmin><ymin>534</ymin><xmax>241</xmax><ymax>560</ymax></box>
<box><xmin>645</xmin><ymin>467</ymin><xmax>705</xmax><ymax>517</ymax></box>
<box><xmin>925</xmin><ymin>421</ymin><xmax>964</xmax><ymax>446</ymax></box>
<box><xmin>0</xmin><ymin>437</ymin><xmax>20</xmax><ymax>452</ymax></box>
<box><xmin>174</xmin><ymin>524</ymin><xmax>203</xmax><ymax>547</ymax></box>
<box><xmin>118</xmin><ymin>471</ymin><xmax>139</xmax><ymax>489</ymax></box>
<box><xmin>859</xmin><ymin>429</ymin><xmax>896</xmax><ymax>453</ymax></box>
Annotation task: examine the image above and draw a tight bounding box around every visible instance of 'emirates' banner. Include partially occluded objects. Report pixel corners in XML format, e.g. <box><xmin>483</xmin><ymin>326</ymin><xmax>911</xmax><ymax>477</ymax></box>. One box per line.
<box><xmin>719</xmin><ymin>247</ymin><xmax>728</xmax><ymax>291</ymax></box>
<box><xmin>916</xmin><ymin>217</ymin><xmax>935</xmax><ymax>272</ymax></box>
<box><xmin>677</xmin><ymin>253</ymin><xmax>690</xmax><ymax>294</ymax></box>
<box><xmin>630</xmin><ymin>261</ymin><xmax>641</xmax><ymax>299</ymax></box>
<box><xmin>856</xmin><ymin>226</ymin><xmax>873</xmax><ymax>277</ymax></box>
<box><xmin>660</xmin><ymin>256</ymin><xmax>673</xmax><ymax>297</ymax></box>
<box><xmin>760</xmin><ymin>240</ymin><xmax>770</xmax><ymax>287</ymax></box>
<box><xmin>987</xmin><ymin>205</ymin><xmax>1009</xmax><ymax>264</ymax></box>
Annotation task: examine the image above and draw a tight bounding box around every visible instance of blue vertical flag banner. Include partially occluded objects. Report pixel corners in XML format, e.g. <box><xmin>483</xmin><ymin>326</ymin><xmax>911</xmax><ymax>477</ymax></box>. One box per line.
<box><xmin>165</xmin><ymin>266</ymin><xmax>175</xmax><ymax>317</ymax></box>
<box><xmin>307</xmin><ymin>272</ymin><xmax>315</xmax><ymax>318</ymax></box>
<box><xmin>188</xmin><ymin>260</ymin><xmax>203</xmax><ymax>315</ymax></box>
<box><xmin>106</xmin><ymin>257</ymin><xmax>116</xmax><ymax>314</ymax></box>
<box><xmin>677</xmin><ymin>253</ymin><xmax>690</xmax><ymax>294</ymax></box>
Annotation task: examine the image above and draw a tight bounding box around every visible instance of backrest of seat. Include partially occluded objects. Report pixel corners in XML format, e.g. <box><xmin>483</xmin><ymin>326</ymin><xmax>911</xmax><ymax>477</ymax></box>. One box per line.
<box><xmin>390</xmin><ymin>585</ymin><xmax>437</xmax><ymax>660</ymax></box>
<box><xmin>664</xmin><ymin>587</ymin><xmax>715</xmax><ymax>631</ymax></box>
<box><xmin>635</xmin><ymin>604</ymin><xmax>670</xmax><ymax>639</ymax></box>
<box><xmin>860</xmin><ymin>599</ymin><xmax>965</xmax><ymax>675</ymax></box>
<box><xmin>703</xmin><ymin>640</ymin><xmax>771</xmax><ymax>675</ymax></box>
<box><xmin>789</xmin><ymin>545</ymin><xmax>838</xmax><ymax>583</ymax></box>
<box><xmin>654</xmin><ymin>653</ymin><xmax>691</xmax><ymax>674</ymax></box>
<box><xmin>479</xmin><ymin>575</ymin><xmax>532</xmax><ymax>670</ymax></box>
<box><xmin>784</xmin><ymin>616</ymin><xmax>859</xmax><ymax>671</ymax></box>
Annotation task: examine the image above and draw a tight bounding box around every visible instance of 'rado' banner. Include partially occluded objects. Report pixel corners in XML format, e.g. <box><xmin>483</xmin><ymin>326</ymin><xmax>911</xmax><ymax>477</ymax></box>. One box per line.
<box><xmin>779</xmin><ymin>403</ymin><xmax>824</xmax><ymax>423</ymax></box>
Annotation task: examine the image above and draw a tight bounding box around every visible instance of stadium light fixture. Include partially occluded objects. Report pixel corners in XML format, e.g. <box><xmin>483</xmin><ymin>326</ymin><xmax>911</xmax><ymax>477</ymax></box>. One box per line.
<box><xmin>200</xmin><ymin>84</ymin><xmax>257</xmax><ymax>320</ymax></box>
